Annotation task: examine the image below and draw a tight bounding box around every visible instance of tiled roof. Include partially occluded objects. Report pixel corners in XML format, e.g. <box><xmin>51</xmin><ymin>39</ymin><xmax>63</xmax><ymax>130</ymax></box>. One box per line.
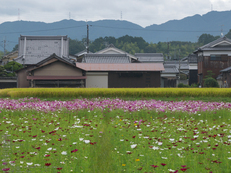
<box><xmin>135</xmin><ymin>53</ymin><xmax>164</xmax><ymax>62</ymax></box>
<box><xmin>15</xmin><ymin>35</ymin><xmax>69</xmax><ymax>65</ymax></box>
<box><xmin>182</xmin><ymin>54</ymin><xmax>198</xmax><ymax>63</ymax></box>
<box><xmin>220</xmin><ymin>66</ymin><xmax>231</xmax><ymax>72</ymax></box>
<box><xmin>95</xmin><ymin>44</ymin><xmax>137</xmax><ymax>60</ymax></box>
<box><xmin>82</xmin><ymin>54</ymin><xmax>130</xmax><ymax>63</ymax></box>
<box><xmin>164</xmin><ymin>61</ymin><xmax>189</xmax><ymax>70</ymax></box>
<box><xmin>28</xmin><ymin>54</ymin><xmax>76</xmax><ymax>72</ymax></box>
<box><xmin>195</xmin><ymin>37</ymin><xmax>231</xmax><ymax>52</ymax></box>
<box><xmin>162</xmin><ymin>65</ymin><xmax>179</xmax><ymax>74</ymax></box>
<box><xmin>76</xmin><ymin>63</ymin><xmax>164</xmax><ymax>71</ymax></box>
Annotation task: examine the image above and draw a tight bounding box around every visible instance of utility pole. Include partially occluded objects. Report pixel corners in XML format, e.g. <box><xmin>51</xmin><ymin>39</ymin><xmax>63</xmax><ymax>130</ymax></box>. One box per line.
<box><xmin>87</xmin><ymin>24</ymin><xmax>89</xmax><ymax>53</ymax></box>
<box><xmin>167</xmin><ymin>42</ymin><xmax>169</xmax><ymax>59</ymax></box>
<box><xmin>3</xmin><ymin>39</ymin><xmax>6</xmax><ymax>56</ymax></box>
<box><xmin>178</xmin><ymin>49</ymin><xmax>181</xmax><ymax>85</ymax></box>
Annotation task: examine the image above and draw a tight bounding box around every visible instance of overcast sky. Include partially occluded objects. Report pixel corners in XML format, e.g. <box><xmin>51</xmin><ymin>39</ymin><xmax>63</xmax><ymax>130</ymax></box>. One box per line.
<box><xmin>0</xmin><ymin>0</ymin><xmax>231</xmax><ymax>27</ymax></box>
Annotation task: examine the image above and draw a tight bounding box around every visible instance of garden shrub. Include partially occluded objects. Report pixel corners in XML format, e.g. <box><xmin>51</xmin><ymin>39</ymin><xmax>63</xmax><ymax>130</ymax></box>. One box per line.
<box><xmin>204</xmin><ymin>77</ymin><xmax>219</xmax><ymax>88</ymax></box>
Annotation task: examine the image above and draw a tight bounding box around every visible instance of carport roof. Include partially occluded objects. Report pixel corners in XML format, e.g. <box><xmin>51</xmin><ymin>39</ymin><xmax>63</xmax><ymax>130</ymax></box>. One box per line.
<box><xmin>76</xmin><ymin>63</ymin><xmax>164</xmax><ymax>71</ymax></box>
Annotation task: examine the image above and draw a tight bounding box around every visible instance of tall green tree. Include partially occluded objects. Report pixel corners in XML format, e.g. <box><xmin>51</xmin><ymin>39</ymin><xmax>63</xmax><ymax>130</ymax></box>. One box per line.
<box><xmin>69</xmin><ymin>38</ymin><xmax>85</xmax><ymax>55</ymax></box>
<box><xmin>198</xmin><ymin>34</ymin><xmax>219</xmax><ymax>45</ymax></box>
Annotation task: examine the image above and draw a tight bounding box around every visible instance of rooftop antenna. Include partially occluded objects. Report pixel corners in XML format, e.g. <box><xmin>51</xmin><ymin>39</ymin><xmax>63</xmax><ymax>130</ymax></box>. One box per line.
<box><xmin>18</xmin><ymin>8</ymin><xmax>20</xmax><ymax>21</ymax></box>
<box><xmin>221</xmin><ymin>25</ymin><xmax>224</xmax><ymax>37</ymax></box>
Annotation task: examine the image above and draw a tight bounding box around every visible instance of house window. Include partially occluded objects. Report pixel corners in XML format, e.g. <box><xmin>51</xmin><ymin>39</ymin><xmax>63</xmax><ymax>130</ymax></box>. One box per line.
<box><xmin>210</xmin><ymin>54</ymin><xmax>228</xmax><ymax>61</ymax></box>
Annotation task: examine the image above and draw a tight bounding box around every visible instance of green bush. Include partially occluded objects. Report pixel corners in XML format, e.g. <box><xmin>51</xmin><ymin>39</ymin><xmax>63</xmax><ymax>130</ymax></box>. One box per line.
<box><xmin>178</xmin><ymin>83</ymin><xmax>189</xmax><ymax>88</ymax></box>
<box><xmin>204</xmin><ymin>77</ymin><xmax>219</xmax><ymax>88</ymax></box>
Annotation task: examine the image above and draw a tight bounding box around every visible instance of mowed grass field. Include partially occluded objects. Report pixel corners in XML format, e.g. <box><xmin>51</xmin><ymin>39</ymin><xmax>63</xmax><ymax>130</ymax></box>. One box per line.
<box><xmin>0</xmin><ymin>88</ymin><xmax>231</xmax><ymax>173</ymax></box>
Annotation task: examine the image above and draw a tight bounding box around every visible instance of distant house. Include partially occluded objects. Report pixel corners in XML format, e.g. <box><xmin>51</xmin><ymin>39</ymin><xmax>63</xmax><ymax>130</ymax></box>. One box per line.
<box><xmin>76</xmin><ymin>63</ymin><xmax>164</xmax><ymax>88</ymax></box>
<box><xmin>182</xmin><ymin>54</ymin><xmax>198</xmax><ymax>86</ymax></box>
<box><xmin>194</xmin><ymin>37</ymin><xmax>231</xmax><ymax>86</ymax></box>
<box><xmin>1</xmin><ymin>51</ymin><xmax>18</xmax><ymax>65</ymax></box>
<box><xmin>95</xmin><ymin>44</ymin><xmax>138</xmax><ymax>62</ymax></box>
<box><xmin>14</xmin><ymin>35</ymin><xmax>69</xmax><ymax>66</ymax></box>
<box><xmin>17</xmin><ymin>54</ymin><xmax>85</xmax><ymax>88</ymax></box>
<box><xmin>17</xmin><ymin>54</ymin><xmax>164</xmax><ymax>88</ymax></box>
<box><xmin>161</xmin><ymin>65</ymin><xmax>179</xmax><ymax>87</ymax></box>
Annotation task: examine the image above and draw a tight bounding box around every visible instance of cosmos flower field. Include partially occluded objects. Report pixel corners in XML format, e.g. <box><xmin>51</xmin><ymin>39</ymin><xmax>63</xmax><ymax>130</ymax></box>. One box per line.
<box><xmin>1</xmin><ymin>98</ymin><xmax>231</xmax><ymax>173</ymax></box>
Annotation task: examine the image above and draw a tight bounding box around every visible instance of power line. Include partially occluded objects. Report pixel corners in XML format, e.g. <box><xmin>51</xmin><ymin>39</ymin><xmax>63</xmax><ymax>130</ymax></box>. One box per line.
<box><xmin>92</xmin><ymin>25</ymin><xmax>224</xmax><ymax>33</ymax></box>
<box><xmin>0</xmin><ymin>25</ymin><xmax>86</xmax><ymax>35</ymax></box>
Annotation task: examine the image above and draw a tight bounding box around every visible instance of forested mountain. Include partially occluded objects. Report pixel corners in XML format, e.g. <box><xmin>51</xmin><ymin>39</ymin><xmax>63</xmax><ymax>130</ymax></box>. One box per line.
<box><xmin>1</xmin><ymin>10</ymin><xmax>231</xmax><ymax>52</ymax></box>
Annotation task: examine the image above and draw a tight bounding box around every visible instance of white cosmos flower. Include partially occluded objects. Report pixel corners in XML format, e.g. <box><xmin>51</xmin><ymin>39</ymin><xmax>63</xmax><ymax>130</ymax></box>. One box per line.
<box><xmin>79</xmin><ymin>138</ymin><xmax>84</xmax><ymax>141</ymax></box>
<box><xmin>26</xmin><ymin>162</ymin><xmax>33</xmax><ymax>165</ymax></box>
<box><xmin>131</xmin><ymin>144</ymin><xmax>137</xmax><ymax>149</ymax></box>
<box><xmin>84</xmin><ymin>140</ymin><xmax>90</xmax><ymax>144</ymax></box>
<box><xmin>152</xmin><ymin>146</ymin><xmax>159</xmax><ymax>150</ymax></box>
<box><xmin>61</xmin><ymin>151</ymin><xmax>67</xmax><ymax>155</ymax></box>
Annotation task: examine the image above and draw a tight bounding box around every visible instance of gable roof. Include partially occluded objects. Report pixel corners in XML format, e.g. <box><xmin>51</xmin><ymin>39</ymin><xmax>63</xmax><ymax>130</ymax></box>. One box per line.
<box><xmin>82</xmin><ymin>54</ymin><xmax>130</xmax><ymax>63</ymax></box>
<box><xmin>135</xmin><ymin>53</ymin><xmax>164</xmax><ymax>63</ymax></box>
<box><xmin>195</xmin><ymin>37</ymin><xmax>231</xmax><ymax>53</ymax></box>
<box><xmin>28</xmin><ymin>53</ymin><xmax>76</xmax><ymax>72</ymax></box>
<box><xmin>95</xmin><ymin>44</ymin><xmax>137</xmax><ymax>60</ymax></box>
<box><xmin>76</xmin><ymin>63</ymin><xmax>164</xmax><ymax>71</ymax></box>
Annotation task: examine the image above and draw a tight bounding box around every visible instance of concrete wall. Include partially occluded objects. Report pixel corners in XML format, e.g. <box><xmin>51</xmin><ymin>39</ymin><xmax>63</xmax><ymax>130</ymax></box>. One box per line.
<box><xmin>86</xmin><ymin>72</ymin><xmax>108</xmax><ymax>88</ymax></box>
<box><xmin>33</xmin><ymin>61</ymin><xmax>82</xmax><ymax>76</ymax></box>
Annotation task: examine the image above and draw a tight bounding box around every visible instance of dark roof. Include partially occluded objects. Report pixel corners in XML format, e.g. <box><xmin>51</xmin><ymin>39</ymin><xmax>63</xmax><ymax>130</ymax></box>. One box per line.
<box><xmin>76</xmin><ymin>63</ymin><xmax>164</xmax><ymax>71</ymax></box>
<box><xmin>162</xmin><ymin>65</ymin><xmax>179</xmax><ymax>74</ymax></box>
<box><xmin>82</xmin><ymin>54</ymin><xmax>130</xmax><ymax>63</ymax></box>
<box><xmin>164</xmin><ymin>61</ymin><xmax>189</xmax><ymax>70</ymax></box>
<box><xmin>195</xmin><ymin>37</ymin><xmax>231</xmax><ymax>53</ymax></box>
<box><xmin>28</xmin><ymin>54</ymin><xmax>76</xmax><ymax>72</ymax></box>
<box><xmin>182</xmin><ymin>54</ymin><xmax>198</xmax><ymax>63</ymax></box>
<box><xmin>220</xmin><ymin>66</ymin><xmax>231</xmax><ymax>73</ymax></box>
<box><xmin>135</xmin><ymin>53</ymin><xmax>164</xmax><ymax>63</ymax></box>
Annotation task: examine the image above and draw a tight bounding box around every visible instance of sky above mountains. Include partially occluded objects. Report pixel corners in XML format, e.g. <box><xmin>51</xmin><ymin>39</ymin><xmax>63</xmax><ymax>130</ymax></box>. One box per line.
<box><xmin>1</xmin><ymin>0</ymin><xmax>231</xmax><ymax>27</ymax></box>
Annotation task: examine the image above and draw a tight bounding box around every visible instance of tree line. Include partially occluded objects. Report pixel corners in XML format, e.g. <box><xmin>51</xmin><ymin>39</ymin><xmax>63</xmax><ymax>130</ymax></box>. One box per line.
<box><xmin>2</xmin><ymin>30</ymin><xmax>231</xmax><ymax>61</ymax></box>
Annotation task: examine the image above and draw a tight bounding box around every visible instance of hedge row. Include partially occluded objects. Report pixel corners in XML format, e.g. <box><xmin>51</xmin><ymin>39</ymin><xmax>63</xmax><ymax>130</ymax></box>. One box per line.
<box><xmin>1</xmin><ymin>88</ymin><xmax>231</xmax><ymax>98</ymax></box>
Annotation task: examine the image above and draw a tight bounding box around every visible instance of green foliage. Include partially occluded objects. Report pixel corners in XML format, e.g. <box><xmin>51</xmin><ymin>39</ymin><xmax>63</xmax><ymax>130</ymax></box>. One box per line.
<box><xmin>225</xmin><ymin>29</ymin><xmax>231</xmax><ymax>39</ymax></box>
<box><xmin>198</xmin><ymin>34</ymin><xmax>219</xmax><ymax>45</ymax></box>
<box><xmin>179</xmin><ymin>74</ymin><xmax>187</xmax><ymax>80</ymax></box>
<box><xmin>12</xmin><ymin>44</ymin><xmax>18</xmax><ymax>52</ymax></box>
<box><xmin>177</xmin><ymin>83</ymin><xmax>189</xmax><ymax>88</ymax></box>
<box><xmin>69</xmin><ymin>38</ymin><xmax>86</xmax><ymax>55</ymax></box>
<box><xmin>204</xmin><ymin>70</ymin><xmax>215</xmax><ymax>79</ymax></box>
<box><xmin>4</xmin><ymin>61</ymin><xmax>23</xmax><ymax>72</ymax></box>
<box><xmin>0</xmin><ymin>65</ymin><xmax>7</xmax><ymax>77</ymax></box>
<box><xmin>204</xmin><ymin>77</ymin><xmax>219</xmax><ymax>88</ymax></box>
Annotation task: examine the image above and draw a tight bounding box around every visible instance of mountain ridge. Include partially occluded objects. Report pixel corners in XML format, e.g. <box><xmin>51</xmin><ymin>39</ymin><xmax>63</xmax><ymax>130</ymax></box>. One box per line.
<box><xmin>1</xmin><ymin>10</ymin><xmax>231</xmax><ymax>52</ymax></box>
